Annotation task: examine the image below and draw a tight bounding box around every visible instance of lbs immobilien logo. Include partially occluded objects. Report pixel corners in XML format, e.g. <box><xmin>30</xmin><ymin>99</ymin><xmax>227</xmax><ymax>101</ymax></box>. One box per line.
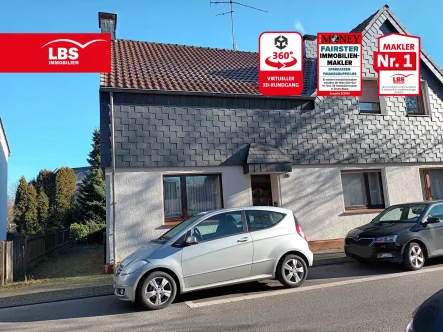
<box><xmin>0</xmin><ymin>33</ymin><xmax>111</xmax><ymax>73</ymax></box>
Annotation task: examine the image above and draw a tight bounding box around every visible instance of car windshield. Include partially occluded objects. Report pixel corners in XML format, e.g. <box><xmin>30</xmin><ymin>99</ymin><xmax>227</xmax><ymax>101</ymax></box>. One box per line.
<box><xmin>372</xmin><ymin>204</ymin><xmax>427</xmax><ymax>223</ymax></box>
<box><xmin>157</xmin><ymin>214</ymin><xmax>204</xmax><ymax>241</ymax></box>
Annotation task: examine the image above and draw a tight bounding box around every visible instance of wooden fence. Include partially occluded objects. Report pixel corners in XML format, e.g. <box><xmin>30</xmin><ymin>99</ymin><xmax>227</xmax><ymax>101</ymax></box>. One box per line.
<box><xmin>0</xmin><ymin>229</ymin><xmax>70</xmax><ymax>284</ymax></box>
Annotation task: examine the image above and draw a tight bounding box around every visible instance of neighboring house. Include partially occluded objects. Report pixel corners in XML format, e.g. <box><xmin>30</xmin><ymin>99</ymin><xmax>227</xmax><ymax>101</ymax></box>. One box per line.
<box><xmin>0</xmin><ymin>119</ymin><xmax>11</xmax><ymax>241</ymax></box>
<box><xmin>99</xmin><ymin>6</ymin><xmax>443</xmax><ymax>263</ymax></box>
<box><xmin>72</xmin><ymin>166</ymin><xmax>91</xmax><ymax>187</ymax></box>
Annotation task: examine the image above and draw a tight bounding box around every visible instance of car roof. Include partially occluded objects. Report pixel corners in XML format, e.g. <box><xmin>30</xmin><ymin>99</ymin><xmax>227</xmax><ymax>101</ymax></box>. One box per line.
<box><xmin>198</xmin><ymin>206</ymin><xmax>293</xmax><ymax>215</ymax></box>
<box><xmin>391</xmin><ymin>200</ymin><xmax>443</xmax><ymax>207</ymax></box>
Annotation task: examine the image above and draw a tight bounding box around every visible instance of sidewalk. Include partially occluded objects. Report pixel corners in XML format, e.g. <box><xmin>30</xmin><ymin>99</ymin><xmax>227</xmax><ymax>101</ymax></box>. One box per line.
<box><xmin>0</xmin><ymin>249</ymin><xmax>350</xmax><ymax>309</ymax></box>
<box><xmin>313</xmin><ymin>249</ymin><xmax>352</xmax><ymax>267</ymax></box>
<box><xmin>0</xmin><ymin>275</ymin><xmax>113</xmax><ymax>309</ymax></box>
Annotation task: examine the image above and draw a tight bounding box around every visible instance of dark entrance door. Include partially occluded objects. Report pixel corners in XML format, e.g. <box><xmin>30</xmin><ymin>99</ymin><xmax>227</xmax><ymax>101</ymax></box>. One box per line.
<box><xmin>251</xmin><ymin>175</ymin><xmax>273</xmax><ymax>206</ymax></box>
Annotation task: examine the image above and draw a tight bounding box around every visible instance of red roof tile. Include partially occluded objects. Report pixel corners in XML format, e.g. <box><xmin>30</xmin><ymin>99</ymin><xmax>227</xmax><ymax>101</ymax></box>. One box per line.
<box><xmin>100</xmin><ymin>40</ymin><xmax>315</xmax><ymax>96</ymax></box>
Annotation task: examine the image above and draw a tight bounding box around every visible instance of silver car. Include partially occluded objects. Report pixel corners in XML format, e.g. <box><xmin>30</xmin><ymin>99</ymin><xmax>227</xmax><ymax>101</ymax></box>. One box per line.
<box><xmin>113</xmin><ymin>206</ymin><xmax>313</xmax><ymax>310</ymax></box>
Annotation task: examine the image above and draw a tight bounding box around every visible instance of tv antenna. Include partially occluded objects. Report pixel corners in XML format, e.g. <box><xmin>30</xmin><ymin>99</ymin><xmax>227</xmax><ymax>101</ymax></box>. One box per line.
<box><xmin>210</xmin><ymin>0</ymin><xmax>268</xmax><ymax>51</ymax></box>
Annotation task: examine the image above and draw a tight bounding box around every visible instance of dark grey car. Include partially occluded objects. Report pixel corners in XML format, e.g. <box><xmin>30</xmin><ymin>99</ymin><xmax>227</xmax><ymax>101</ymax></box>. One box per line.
<box><xmin>345</xmin><ymin>201</ymin><xmax>443</xmax><ymax>270</ymax></box>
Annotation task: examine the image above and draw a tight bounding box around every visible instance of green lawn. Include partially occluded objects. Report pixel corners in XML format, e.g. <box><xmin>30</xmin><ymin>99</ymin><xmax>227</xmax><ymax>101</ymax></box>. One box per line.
<box><xmin>0</xmin><ymin>246</ymin><xmax>112</xmax><ymax>292</ymax></box>
<box><xmin>30</xmin><ymin>246</ymin><xmax>105</xmax><ymax>279</ymax></box>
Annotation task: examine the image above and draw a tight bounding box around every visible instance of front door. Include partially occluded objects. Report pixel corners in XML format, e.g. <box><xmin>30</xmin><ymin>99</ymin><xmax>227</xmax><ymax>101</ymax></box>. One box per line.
<box><xmin>181</xmin><ymin>210</ymin><xmax>253</xmax><ymax>289</ymax></box>
<box><xmin>251</xmin><ymin>175</ymin><xmax>273</xmax><ymax>206</ymax></box>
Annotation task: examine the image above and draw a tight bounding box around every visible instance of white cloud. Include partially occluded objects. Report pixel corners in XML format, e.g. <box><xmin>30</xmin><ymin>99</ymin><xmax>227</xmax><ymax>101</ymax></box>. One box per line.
<box><xmin>294</xmin><ymin>20</ymin><xmax>306</xmax><ymax>35</ymax></box>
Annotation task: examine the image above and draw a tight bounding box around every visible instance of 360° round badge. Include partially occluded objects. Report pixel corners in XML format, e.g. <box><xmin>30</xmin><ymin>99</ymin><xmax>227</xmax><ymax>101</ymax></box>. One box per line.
<box><xmin>259</xmin><ymin>32</ymin><xmax>303</xmax><ymax>96</ymax></box>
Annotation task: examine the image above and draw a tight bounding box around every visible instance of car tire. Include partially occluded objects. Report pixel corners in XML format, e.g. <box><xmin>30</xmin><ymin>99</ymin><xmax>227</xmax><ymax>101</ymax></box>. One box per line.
<box><xmin>356</xmin><ymin>258</ymin><xmax>368</xmax><ymax>264</ymax></box>
<box><xmin>277</xmin><ymin>254</ymin><xmax>308</xmax><ymax>288</ymax></box>
<box><xmin>403</xmin><ymin>242</ymin><xmax>425</xmax><ymax>271</ymax></box>
<box><xmin>138</xmin><ymin>271</ymin><xmax>177</xmax><ymax>310</ymax></box>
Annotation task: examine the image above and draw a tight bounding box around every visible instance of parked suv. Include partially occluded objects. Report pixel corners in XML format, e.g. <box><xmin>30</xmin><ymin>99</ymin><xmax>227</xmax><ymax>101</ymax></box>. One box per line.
<box><xmin>345</xmin><ymin>201</ymin><xmax>443</xmax><ymax>270</ymax></box>
<box><xmin>113</xmin><ymin>207</ymin><xmax>313</xmax><ymax>310</ymax></box>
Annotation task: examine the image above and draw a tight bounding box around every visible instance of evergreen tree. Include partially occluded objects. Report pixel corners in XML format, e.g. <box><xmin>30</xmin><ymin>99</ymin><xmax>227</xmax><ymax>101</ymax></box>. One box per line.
<box><xmin>53</xmin><ymin>167</ymin><xmax>77</xmax><ymax>228</ymax></box>
<box><xmin>36</xmin><ymin>169</ymin><xmax>55</xmax><ymax>206</ymax></box>
<box><xmin>37</xmin><ymin>188</ymin><xmax>50</xmax><ymax>231</ymax></box>
<box><xmin>14</xmin><ymin>176</ymin><xmax>28</xmax><ymax>231</ymax></box>
<box><xmin>14</xmin><ymin>177</ymin><xmax>40</xmax><ymax>236</ymax></box>
<box><xmin>25</xmin><ymin>183</ymin><xmax>40</xmax><ymax>235</ymax></box>
<box><xmin>77</xmin><ymin>128</ymin><xmax>106</xmax><ymax>231</ymax></box>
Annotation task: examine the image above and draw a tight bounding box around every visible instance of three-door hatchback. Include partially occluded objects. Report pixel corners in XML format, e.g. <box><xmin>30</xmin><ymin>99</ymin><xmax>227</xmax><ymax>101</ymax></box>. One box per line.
<box><xmin>113</xmin><ymin>206</ymin><xmax>313</xmax><ymax>310</ymax></box>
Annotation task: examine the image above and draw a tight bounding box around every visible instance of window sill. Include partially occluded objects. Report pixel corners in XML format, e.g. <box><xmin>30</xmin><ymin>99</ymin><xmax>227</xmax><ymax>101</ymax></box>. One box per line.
<box><xmin>358</xmin><ymin>112</ymin><xmax>385</xmax><ymax>116</ymax></box>
<box><xmin>406</xmin><ymin>114</ymin><xmax>430</xmax><ymax>117</ymax></box>
<box><xmin>343</xmin><ymin>209</ymin><xmax>385</xmax><ymax>215</ymax></box>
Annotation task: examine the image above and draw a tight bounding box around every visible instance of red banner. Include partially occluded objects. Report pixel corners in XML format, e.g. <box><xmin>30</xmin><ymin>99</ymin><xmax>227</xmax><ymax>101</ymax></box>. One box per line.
<box><xmin>372</xmin><ymin>33</ymin><xmax>420</xmax><ymax>96</ymax></box>
<box><xmin>259</xmin><ymin>32</ymin><xmax>303</xmax><ymax>96</ymax></box>
<box><xmin>0</xmin><ymin>33</ymin><xmax>111</xmax><ymax>73</ymax></box>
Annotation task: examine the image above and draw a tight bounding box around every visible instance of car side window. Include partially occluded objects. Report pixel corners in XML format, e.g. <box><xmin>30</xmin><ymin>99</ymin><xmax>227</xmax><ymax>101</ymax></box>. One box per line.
<box><xmin>427</xmin><ymin>205</ymin><xmax>443</xmax><ymax>221</ymax></box>
<box><xmin>245</xmin><ymin>210</ymin><xmax>285</xmax><ymax>232</ymax></box>
<box><xmin>189</xmin><ymin>211</ymin><xmax>243</xmax><ymax>242</ymax></box>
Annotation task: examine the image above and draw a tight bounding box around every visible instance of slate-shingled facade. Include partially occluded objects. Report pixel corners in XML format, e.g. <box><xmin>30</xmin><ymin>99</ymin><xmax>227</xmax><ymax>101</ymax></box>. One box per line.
<box><xmin>100</xmin><ymin>6</ymin><xmax>443</xmax><ymax>263</ymax></box>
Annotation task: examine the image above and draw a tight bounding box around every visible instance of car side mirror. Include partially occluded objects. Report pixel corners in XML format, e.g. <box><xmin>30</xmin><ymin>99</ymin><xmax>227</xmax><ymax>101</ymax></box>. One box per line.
<box><xmin>185</xmin><ymin>236</ymin><xmax>198</xmax><ymax>246</ymax></box>
<box><xmin>425</xmin><ymin>217</ymin><xmax>440</xmax><ymax>224</ymax></box>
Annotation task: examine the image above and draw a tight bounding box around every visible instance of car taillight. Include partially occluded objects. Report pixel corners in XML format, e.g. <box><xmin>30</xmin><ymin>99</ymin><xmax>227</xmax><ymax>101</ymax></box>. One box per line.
<box><xmin>296</xmin><ymin>224</ymin><xmax>308</xmax><ymax>242</ymax></box>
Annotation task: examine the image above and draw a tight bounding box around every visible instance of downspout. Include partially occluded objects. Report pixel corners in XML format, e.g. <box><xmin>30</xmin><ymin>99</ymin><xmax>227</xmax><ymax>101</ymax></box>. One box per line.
<box><xmin>110</xmin><ymin>92</ymin><xmax>118</xmax><ymax>268</ymax></box>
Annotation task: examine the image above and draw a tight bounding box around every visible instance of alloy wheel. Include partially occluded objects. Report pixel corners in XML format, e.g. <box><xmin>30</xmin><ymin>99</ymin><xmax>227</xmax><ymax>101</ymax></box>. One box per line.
<box><xmin>283</xmin><ymin>258</ymin><xmax>305</xmax><ymax>284</ymax></box>
<box><xmin>145</xmin><ymin>277</ymin><xmax>172</xmax><ymax>306</ymax></box>
<box><xmin>409</xmin><ymin>245</ymin><xmax>424</xmax><ymax>269</ymax></box>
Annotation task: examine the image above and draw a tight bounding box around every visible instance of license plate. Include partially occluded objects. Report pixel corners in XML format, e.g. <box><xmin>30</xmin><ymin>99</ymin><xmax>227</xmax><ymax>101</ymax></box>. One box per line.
<box><xmin>348</xmin><ymin>244</ymin><xmax>373</xmax><ymax>258</ymax></box>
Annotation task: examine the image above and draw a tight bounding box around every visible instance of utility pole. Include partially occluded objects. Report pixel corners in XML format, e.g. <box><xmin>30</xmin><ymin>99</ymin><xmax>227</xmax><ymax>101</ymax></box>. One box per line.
<box><xmin>210</xmin><ymin>0</ymin><xmax>268</xmax><ymax>51</ymax></box>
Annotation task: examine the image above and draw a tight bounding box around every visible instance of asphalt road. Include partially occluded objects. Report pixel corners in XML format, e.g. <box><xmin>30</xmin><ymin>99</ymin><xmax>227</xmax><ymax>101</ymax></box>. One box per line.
<box><xmin>1</xmin><ymin>260</ymin><xmax>443</xmax><ymax>332</ymax></box>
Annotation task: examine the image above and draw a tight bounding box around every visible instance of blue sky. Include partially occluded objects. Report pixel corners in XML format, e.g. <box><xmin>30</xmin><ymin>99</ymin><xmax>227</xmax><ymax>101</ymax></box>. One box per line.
<box><xmin>1</xmin><ymin>0</ymin><xmax>442</xmax><ymax>192</ymax></box>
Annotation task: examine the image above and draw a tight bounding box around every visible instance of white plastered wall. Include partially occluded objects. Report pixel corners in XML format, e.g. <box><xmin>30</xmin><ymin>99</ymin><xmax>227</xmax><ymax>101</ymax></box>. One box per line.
<box><xmin>280</xmin><ymin>163</ymin><xmax>443</xmax><ymax>241</ymax></box>
<box><xmin>106</xmin><ymin>166</ymin><xmax>252</xmax><ymax>262</ymax></box>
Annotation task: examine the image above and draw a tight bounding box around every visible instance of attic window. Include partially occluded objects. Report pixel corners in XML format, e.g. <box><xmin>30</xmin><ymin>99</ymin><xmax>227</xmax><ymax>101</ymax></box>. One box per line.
<box><xmin>406</xmin><ymin>81</ymin><xmax>431</xmax><ymax>116</ymax></box>
<box><xmin>359</xmin><ymin>80</ymin><xmax>381</xmax><ymax>114</ymax></box>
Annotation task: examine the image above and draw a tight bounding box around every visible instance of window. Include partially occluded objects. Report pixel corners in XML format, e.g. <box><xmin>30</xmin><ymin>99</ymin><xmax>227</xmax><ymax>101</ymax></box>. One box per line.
<box><xmin>422</xmin><ymin>169</ymin><xmax>443</xmax><ymax>200</ymax></box>
<box><xmin>341</xmin><ymin>171</ymin><xmax>385</xmax><ymax>211</ymax></box>
<box><xmin>359</xmin><ymin>80</ymin><xmax>381</xmax><ymax>114</ymax></box>
<box><xmin>427</xmin><ymin>205</ymin><xmax>443</xmax><ymax>220</ymax></box>
<box><xmin>374</xmin><ymin>204</ymin><xmax>426</xmax><ymax>223</ymax></box>
<box><xmin>406</xmin><ymin>82</ymin><xmax>430</xmax><ymax>115</ymax></box>
<box><xmin>189</xmin><ymin>211</ymin><xmax>243</xmax><ymax>242</ymax></box>
<box><xmin>163</xmin><ymin>174</ymin><xmax>223</xmax><ymax>223</ymax></box>
<box><xmin>245</xmin><ymin>210</ymin><xmax>286</xmax><ymax>231</ymax></box>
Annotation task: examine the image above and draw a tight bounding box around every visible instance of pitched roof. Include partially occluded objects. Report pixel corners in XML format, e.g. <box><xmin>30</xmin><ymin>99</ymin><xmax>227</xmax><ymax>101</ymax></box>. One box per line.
<box><xmin>100</xmin><ymin>40</ymin><xmax>317</xmax><ymax>96</ymax></box>
<box><xmin>350</xmin><ymin>5</ymin><xmax>443</xmax><ymax>82</ymax></box>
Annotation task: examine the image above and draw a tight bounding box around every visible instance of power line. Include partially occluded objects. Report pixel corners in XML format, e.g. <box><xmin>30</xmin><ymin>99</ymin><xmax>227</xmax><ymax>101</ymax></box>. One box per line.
<box><xmin>210</xmin><ymin>0</ymin><xmax>268</xmax><ymax>51</ymax></box>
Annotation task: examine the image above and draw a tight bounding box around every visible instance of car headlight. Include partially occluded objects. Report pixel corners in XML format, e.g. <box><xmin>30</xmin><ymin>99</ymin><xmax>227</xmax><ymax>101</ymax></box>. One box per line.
<box><xmin>120</xmin><ymin>260</ymin><xmax>148</xmax><ymax>276</ymax></box>
<box><xmin>374</xmin><ymin>235</ymin><xmax>398</xmax><ymax>243</ymax></box>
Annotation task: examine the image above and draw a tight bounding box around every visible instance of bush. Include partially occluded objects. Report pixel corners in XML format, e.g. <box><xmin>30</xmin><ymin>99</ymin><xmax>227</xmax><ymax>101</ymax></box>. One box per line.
<box><xmin>70</xmin><ymin>223</ymin><xmax>89</xmax><ymax>242</ymax></box>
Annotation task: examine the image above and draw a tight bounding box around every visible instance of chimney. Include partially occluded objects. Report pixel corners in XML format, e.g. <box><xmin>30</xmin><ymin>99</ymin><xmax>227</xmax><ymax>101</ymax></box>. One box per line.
<box><xmin>98</xmin><ymin>12</ymin><xmax>117</xmax><ymax>40</ymax></box>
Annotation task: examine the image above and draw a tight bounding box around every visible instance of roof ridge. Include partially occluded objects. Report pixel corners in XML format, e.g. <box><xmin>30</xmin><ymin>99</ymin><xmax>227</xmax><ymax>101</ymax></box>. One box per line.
<box><xmin>114</xmin><ymin>38</ymin><xmax>258</xmax><ymax>55</ymax></box>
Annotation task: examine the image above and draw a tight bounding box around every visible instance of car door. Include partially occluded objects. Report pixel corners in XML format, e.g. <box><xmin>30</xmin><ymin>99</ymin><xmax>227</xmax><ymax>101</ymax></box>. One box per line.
<box><xmin>245</xmin><ymin>209</ymin><xmax>288</xmax><ymax>277</ymax></box>
<box><xmin>181</xmin><ymin>210</ymin><xmax>253</xmax><ymax>289</ymax></box>
<box><xmin>425</xmin><ymin>204</ymin><xmax>443</xmax><ymax>256</ymax></box>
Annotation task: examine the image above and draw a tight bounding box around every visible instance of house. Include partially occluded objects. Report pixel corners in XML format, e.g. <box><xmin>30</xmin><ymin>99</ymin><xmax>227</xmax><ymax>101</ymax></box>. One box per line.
<box><xmin>0</xmin><ymin>119</ymin><xmax>10</xmax><ymax>241</ymax></box>
<box><xmin>99</xmin><ymin>6</ymin><xmax>443</xmax><ymax>264</ymax></box>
